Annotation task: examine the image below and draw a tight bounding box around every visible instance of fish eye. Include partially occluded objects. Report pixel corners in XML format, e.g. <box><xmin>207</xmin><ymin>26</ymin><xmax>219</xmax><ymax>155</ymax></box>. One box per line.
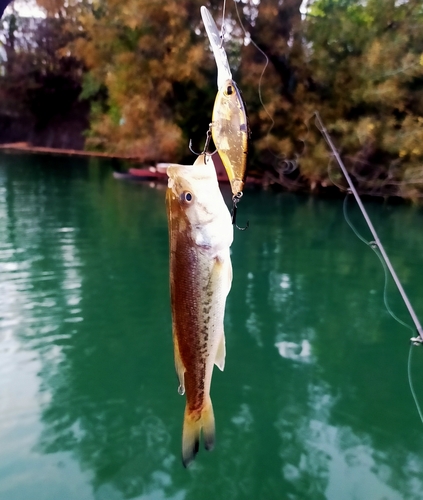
<box><xmin>226</xmin><ymin>85</ymin><xmax>233</xmax><ymax>95</ymax></box>
<box><xmin>180</xmin><ymin>191</ymin><xmax>193</xmax><ymax>203</ymax></box>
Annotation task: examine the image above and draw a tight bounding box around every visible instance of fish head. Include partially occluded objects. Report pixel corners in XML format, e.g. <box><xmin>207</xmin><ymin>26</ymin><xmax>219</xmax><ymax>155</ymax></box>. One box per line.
<box><xmin>166</xmin><ymin>155</ymin><xmax>233</xmax><ymax>252</ymax></box>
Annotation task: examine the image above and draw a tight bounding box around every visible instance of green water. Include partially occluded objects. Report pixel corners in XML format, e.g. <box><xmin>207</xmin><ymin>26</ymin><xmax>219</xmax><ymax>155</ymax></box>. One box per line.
<box><xmin>1</xmin><ymin>153</ymin><xmax>423</xmax><ymax>500</ymax></box>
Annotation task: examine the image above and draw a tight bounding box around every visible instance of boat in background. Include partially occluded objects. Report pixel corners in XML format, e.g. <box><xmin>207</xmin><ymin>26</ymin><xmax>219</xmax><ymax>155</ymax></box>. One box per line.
<box><xmin>116</xmin><ymin>155</ymin><xmax>259</xmax><ymax>185</ymax></box>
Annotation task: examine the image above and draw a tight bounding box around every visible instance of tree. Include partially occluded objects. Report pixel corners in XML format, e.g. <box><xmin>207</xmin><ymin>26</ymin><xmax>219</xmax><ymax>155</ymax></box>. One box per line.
<box><xmin>3</xmin><ymin>0</ymin><xmax>423</xmax><ymax>200</ymax></box>
<box><xmin>66</xmin><ymin>0</ymin><xmax>223</xmax><ymax>162</ymax></box>
<box><xmin>235</xmin><ymin>0</ymin><xmax>316</xmax><ymax>186</ymax></box>
<box><xmin>303</xmin><ymin>0</ymin><xmax>423</xmax><ymax>199</ymax></box>
<box><xmin>0</xmin><ymin>9</ymin><xmax>88</xmax><ymax>147</ymax></box>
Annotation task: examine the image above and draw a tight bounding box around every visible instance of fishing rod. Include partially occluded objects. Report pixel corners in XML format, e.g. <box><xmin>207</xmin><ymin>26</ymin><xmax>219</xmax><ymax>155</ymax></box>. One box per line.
<box><xmin>314</xmin><ymin>111</ymin><xmax>423</xmax><ymax>345</ymax></box>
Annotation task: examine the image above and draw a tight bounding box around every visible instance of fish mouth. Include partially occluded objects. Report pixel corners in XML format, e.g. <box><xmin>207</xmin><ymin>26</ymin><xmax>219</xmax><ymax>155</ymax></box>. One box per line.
<box><xmin>166</xmin><ymin>162</ymin><xmax>217</xmax><ymax>195</ymax></box>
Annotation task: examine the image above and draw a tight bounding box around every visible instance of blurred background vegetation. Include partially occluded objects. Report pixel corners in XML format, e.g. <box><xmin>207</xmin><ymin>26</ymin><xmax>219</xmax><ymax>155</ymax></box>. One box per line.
<box><xmin>1</xmin><ymin>0</ymin><xmax>423</xmax><ymax>200</ymax></box>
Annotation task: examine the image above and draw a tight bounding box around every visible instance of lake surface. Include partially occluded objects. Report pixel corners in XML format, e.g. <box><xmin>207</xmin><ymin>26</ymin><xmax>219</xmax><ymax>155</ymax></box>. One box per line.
<box><xmin>1</xmin><ymin>153</ymin><xmax>423</xmax><ymax>500</ymax></box>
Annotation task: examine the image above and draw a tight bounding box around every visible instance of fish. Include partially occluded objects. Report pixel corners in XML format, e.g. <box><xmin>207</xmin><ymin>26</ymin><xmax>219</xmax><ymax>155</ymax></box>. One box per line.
<box><xmin>166</xmin><ymin>154</ymin><xmax>233</xmax><ymax>467</ymax></box>
<box><xmin>211</xmin><ymin>79</ymin><xmax>250</xmax><ymax>197</ymax></box>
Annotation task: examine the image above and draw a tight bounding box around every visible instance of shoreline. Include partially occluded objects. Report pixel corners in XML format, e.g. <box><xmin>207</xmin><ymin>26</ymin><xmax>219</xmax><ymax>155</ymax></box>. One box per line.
<box><xmin>0</xmin><ymin>142</ymin><xmax>262</xmax><ymax>187</ymax></box>
<box><xmin>0</xmin><ymin>142</ymin><xmax>140</xmax><ymax>160</ymax></box>
<box><xmin>0</xmin><ymin>143</ymin><xmax>417</xmax><ymax>203</ymax></box>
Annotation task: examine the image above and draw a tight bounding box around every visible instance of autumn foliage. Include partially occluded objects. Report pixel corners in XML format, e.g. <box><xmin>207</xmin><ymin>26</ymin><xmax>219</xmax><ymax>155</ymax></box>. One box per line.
<box><xmin>1</xmin><ymin>0</ymin><xmax>423</xmax><ymax>199</ymax></box>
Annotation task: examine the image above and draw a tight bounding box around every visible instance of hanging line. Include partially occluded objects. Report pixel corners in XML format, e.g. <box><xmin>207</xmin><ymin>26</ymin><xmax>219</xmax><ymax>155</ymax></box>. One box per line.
<box><xmin>342</xmin><ymin>194</ymin><xmax>423</xmax><ymax>425</ymax></box>
<box><xmin>220</xmin><ymin>0</ymin><xmax>227</xmax><ymax>47</ymax></box>
<box><xmin>408</xmin><ymin>345</ymin><xmax>423</xmax><ymax>424</ymax></box>
<box><xmin>314</xmin><ymin>111</ymin><xmax>423</xmax><ymax>344</ymax></box>
<box><xmin>343</xmin><ymin>194</ymin><xmax>415</xmax><ymax>332</ymax></box>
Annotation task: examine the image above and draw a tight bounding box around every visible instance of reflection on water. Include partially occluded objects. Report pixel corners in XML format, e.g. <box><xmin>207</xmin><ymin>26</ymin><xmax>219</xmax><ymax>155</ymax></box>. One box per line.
<box><xmin>1</xmin><ymin>154</ymin><xmax>423</xmax><ymax>499</ymax></box>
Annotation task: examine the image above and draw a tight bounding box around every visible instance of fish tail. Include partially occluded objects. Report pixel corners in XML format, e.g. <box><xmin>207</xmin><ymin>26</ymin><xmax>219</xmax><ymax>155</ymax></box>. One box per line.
<box><xmin>182</xmin><ymin>398</ymin><xmax>215</xmax><ymax>467</ymax></box>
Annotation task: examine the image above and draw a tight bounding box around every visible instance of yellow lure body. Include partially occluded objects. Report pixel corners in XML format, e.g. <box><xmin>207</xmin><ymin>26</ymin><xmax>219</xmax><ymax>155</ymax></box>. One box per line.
<box><xmin>211</xmin><ymin>79</ymin><xmax>249</xmax><ymax>196</ymax></box>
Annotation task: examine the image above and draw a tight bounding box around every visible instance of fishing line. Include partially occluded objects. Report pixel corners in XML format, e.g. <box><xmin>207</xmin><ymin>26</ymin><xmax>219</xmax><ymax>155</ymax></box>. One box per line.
<box><xmin>220</xmin><ymin>0</ymin><xmax>227</xmax><ymax>46</ymax></box>
<box><xmin>232</xmin><ymin>0</ymin><xmax>285</xmax><ymax>161</ymax></box>
<box><xmin>232</xmin><ymin>0</ymin><xmax>270</xmax><ymax>127</ymax></box>
<box><xmin>372</xmin><ymin>246</ymin><xmax>415</xmax><ymax>333</ymax></box>
<box><xmin>231</xmin><ymin>0</ymin><xmax>307</xmax><ymax>173</ymax></box>
<box><xmin>343</xmin><ymin>194</ymin><xmax>423</xmax><ymax>424</ymax></box>
<box><xmin>327</xmin><ymin>156</ymin><xmax>348</xmax><ymax>193</ymax></box>
<box><xmin>408</xmin><ymin>346</ymin><xmax>423</xmax><ymax>424</ymax></box>
<box><xmin>343</xmin><ymin>194</ymin><xmax>414</xmax><ymax>331</ymax></box>
<box><xmin>316</xmin><ymin>111</ymin><xmax>423</xmax><ymax>424</ymax></box>
<box><xmin>315</xmin><ymin>111</ymin><xmax>423</xmax><ymax>340</ymax></box>
<box><xmin>342</xmin><ymin>194</ymin><xmax>371</xmax><ymax>245</ymax></box>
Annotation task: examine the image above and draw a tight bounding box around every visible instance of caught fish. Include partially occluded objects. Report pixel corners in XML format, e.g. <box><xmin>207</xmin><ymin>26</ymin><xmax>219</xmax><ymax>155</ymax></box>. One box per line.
<box><xmin>166</xmin><ymin>154</ymin><xmax>233</xmax><ymax>466</ymax></box>
<box><xmin>211</xmin><ymin>79</ymin><xmax>249</xmax><ymax>197</ymax></box>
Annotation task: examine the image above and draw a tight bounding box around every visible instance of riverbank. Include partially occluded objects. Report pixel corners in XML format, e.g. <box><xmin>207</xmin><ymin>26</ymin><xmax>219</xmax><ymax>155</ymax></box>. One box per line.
<box><xmin>0</xmin><ymin>142</ymin><xmax>263</xmax><ymax>187</ymax></box>
<box><xmin>1</xmin><ymin>143</ymin><xmax>418</xmax><ymax>202</ymax></box>
<box><xmin>0</xmin><ymin>142</ymin><xmax>138</xmax><ymax>160</ymax></box>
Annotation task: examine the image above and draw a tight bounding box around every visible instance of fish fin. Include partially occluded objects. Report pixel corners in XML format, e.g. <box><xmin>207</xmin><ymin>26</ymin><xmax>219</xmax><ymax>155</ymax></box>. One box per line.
<box><xmin>182</xmin><ymin>398</ymin><xmax>215</xmax><ymax>467</ymax></box>
<box><xmin>215</xmin><ymin>253</ymin><xmax>232</xmax><ymax>295</ymax></box>
<box><xmin>214</xmin><ymin>333</ymin><xmax>226</xmax><ymax>371</ymax></box>
<box><xmin>173</xmin><ymin>335</ymin><xmax>185</xmax><ymax>395</ymax></box>
<box><xmin>226</xmin><ymin>259</ymin><xmax>233</xmax><ymax>295</ymax></box>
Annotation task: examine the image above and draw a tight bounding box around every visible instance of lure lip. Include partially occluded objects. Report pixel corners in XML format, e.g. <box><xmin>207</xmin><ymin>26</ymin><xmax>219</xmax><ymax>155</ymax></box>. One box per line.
<box><xmin>200</xmin><ymin>6</ymin><xmax>232</xmax><ymax>90</ymax></box>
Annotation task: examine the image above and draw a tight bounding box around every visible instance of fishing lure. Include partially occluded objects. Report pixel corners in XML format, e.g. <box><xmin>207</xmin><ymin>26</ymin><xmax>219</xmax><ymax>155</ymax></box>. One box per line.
<box><xmin>201</xmin><ymin>6</ymin><xmax>250</xmax><ymax>203</ymax></box>
<box><xmin>212</xmin><ymin>79</ymin><xmax>249</xmax><ymax>197</ymax></box>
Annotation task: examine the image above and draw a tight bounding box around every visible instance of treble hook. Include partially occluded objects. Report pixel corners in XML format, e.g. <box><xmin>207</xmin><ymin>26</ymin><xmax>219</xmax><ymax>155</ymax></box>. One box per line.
<box><xmin>231</xmin><ymin>192</ymin><xmax>249</xmax><ymax>231</ymax></box>
<box><xmin>188</xmin><ymin>126</ymin><xmax>217</xmax><ymax>156</ymax></box>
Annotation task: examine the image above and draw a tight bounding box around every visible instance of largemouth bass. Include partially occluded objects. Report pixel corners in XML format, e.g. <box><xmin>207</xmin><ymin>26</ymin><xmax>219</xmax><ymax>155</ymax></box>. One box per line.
<box><xmin>166</xmin><ymin>154</ymin><xmax>233</xmax><ymax>467</ymax></box>
<box><xmin>211</xmin><ymin>79</ymin><xmax>249</xmax><ymax>197</ymax></box>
